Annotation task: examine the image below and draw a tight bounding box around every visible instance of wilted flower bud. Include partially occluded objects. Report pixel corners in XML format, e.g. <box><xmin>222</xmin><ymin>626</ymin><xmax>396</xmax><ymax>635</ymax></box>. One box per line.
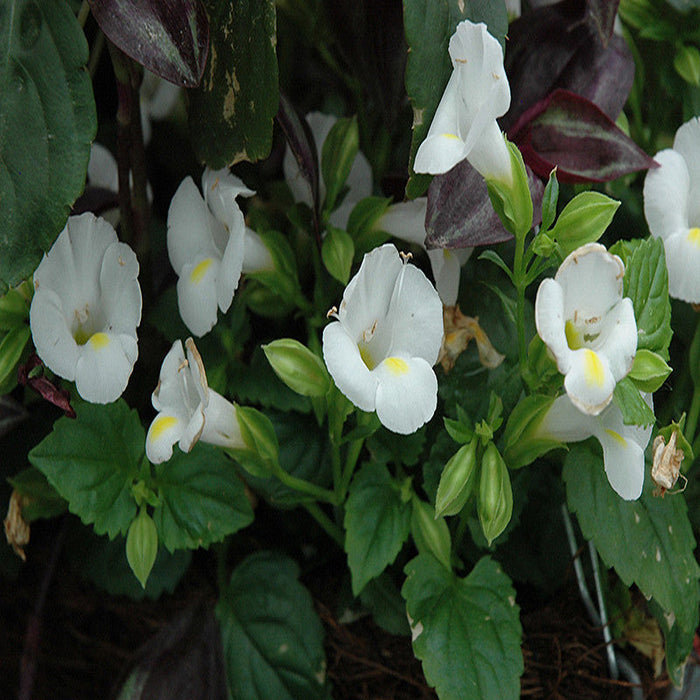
<box><xmin>651</xmin><ymin>431</ymin><xmax>686</xmax><ymax>496</ymax></box>
<box><xmin>477</xmin><ymin>443</ymin><xmax>513</xmax><ymax>545</ymax></box>
<box><xmin>4</xmin><ymin>491</ymin><xmax>30</xmax><ymax>562</ymax></box>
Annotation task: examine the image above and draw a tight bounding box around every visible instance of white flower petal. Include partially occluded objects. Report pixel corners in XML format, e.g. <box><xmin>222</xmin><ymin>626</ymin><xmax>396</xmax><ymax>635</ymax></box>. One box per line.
<box><xmin>462</xmin><ymin>119</ymin><xmax>512</xmax><ymax>185</ymax></box>
<box><xmin>88</xmin><ymin>143</ymin><xmax>119</xmax><ymax>192</ymax></box>
<box><xmin>534</xmin><ymin>278</ymin><xmax>571</xmax><ymax>374</ymax></box>
<box><xmin>167</xmin><ymin>177</ymin><xmax>224</xmax><ymax>273</ymax></box>
<box><xmin>643</xmin><ymin>149</ymin><xmax>690</xmax><ymax>241</ymax></box>
<box><xmin>564</xmin><ymin>348</ymin><xmax>616</xmax><ymax>415</ymax></box>
<box><xmin>414</xmin><ymin>133</ymin><xmax>470</xmax><ymax>175</ymax></box>
<box><xmin>373</xmin><ymin>356</ymin><xmax>438</xmax><ymax>434</ymax></box>
<box><xmin>537</xmin><ymin>394</ymin><xmax>597</xmax><ymax>443</ymax></box>
<box><xmin>74</xmin><ymin>332</ymin><xmax>137</xmax><ymax>403</ymax></box>
<box><xmin>146</xmin><ymin>413</ymin><xmax>185</xmax><ymax>464</ymax></box>
<box><xmin>431</xmin><ymin>249</ymin><xmax>464</xmax><ymax>306</ymax></box>
<box><xmin>30</xmin><ymin>288</ymin><xmax>80</xmax><ymax>380</ymax></box>
<box><xmin>595</xmin><ymin>426</ymin><xmax>645</xmax><ymax>500</ymax></box>
<box><xmin>176</xmin><ymin>256</ymin><xmax>221</xmax><ymax>337</ymax></box>
<box><xmin>380</xmin><ymin>199</ymin><xmax>428</xmax><ymax>247</ymax></box>
<box><xmin>99</xmin><ymin>241</ymin><xmax>142</xmax><ymax>333</ymax></box>
<box><xmin>556</xmin><ymin>243</ymin><xmax>624</xmax><ymax>323</ymax></box>
<box><xmin>662</xmin><ymin>229</ymin><xmax>700</xmax><ymax>303</ymax></box>
<box><xmin>672</xmin><ymin>116</ymin><xmax>700</xmax><ymax>224</ymax></box>
<box><xmin>596</xmin><ymin>298</ymin><xmax>637</xmax><ymax>381</ymax></box>
<box><xmin>202</xmin><ymin>167</ymin><xmax>255</xmax><ymax>236</ymax></box>
<box><xmin>383</xmin><ymin>263</ymin><xmax>444</xmax><ymax>365</ymax></box>
<box><xmin>217</xmin><ymin>227</ymin><xmax>245</xmax><ymax>315</ymax></box>
<box><xmin>145</xmin><ymin>76</ymin><xmax>181</xmax><ymax>120</ymax></box>
<box><xmin>336</xmin><ymin>244</ymin><xmax>403</xmax><ymax>341</ymax></box>
<box><xmin>323</xmin><ymin>321</ymin><xmax>379</xmax><ymax>411</ymax></box>
<box><xmin>200</xmin><ymin>390</ymin><xmax>244</xmax><ymax>449</ymax></box>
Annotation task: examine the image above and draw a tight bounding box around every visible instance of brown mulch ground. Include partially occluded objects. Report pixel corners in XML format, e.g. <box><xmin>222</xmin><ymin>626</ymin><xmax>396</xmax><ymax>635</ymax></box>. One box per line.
<box><xmin>0</xmin><ymin>518</ymin><xmax>683</xmax><ymax>700</ymax></box>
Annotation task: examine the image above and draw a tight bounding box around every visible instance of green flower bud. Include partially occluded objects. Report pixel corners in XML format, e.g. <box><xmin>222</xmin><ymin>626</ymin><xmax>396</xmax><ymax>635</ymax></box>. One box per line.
<box><xmin>231</xmin><ymin>405</ymin><xmax>279</xmax><ymax>477</ymax></box>
<box><xmin>263</xmin><ymin>338</ymin><xmax>331</xmax><ymax>397</ymax></box>
<box><xmin>126</xmin><ymin>508</ymin><xmax>158</xmax><ymax>589</ymax></box>
<box><xmin>477</xmin><ymin>443</ymin><xmax>513</xmax><ymax>546</ymax></box>
<box><xmin>674</xmin><ymin>44</ymin><xmax>700</xmax><ymax>87</ymax></box>
<box><xmin>628</xmin><ymin>349</ymin><xmax>672</xmax><ymax>393</ymax></box>
<box><xmin>486</xmin><ymin>140</ymin><xmax>533</xmax><ymax>240</ymax></box>
<box><xmin>411</xmin><ymin>496</ymin><xmax>451</xmax><ymax>569</ymax></box>
<box><xmin>435</xmin><ymin>440</ymin><xmax>478</xmax><ymax>518</ymax></box>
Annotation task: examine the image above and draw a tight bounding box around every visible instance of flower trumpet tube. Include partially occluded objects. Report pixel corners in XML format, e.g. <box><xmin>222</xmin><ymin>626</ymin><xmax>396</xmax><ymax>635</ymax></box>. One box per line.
<box><xmin>413</xmin><ymin>20</ymin><xmax>512</xmax><ymax>185</ymax></box>
<box><xmin>146</xmin><ymin>338</ymin><xmax>244</xmax><ymax>464</ymax></box>
<box><xmin>535</xmin><ymin>243</ymin><xmax>637</xmax><ymax>415</ymax></box>
<box><xmin>167</xmin><ymin>168</ymin><xmax>273</xmax><ymax>337</ymax></box>
<box><xmin>29</xmin><ymin>213</ymin><xmax>142</xmax><ymax>404</ymax></box>
<box><xmin>643</xmin><ymin>116</ymin><xmax>700</xmax><ymax>303</ymax></box>
<box><xmin>322</xmin><ymin>244</ymin><xmax>443</xmax><ymax>434</ymax></box>
<box><xmin>535</xmin><ymin>393</ymin><xmax>653</xmax><ymax>500</ymax></box>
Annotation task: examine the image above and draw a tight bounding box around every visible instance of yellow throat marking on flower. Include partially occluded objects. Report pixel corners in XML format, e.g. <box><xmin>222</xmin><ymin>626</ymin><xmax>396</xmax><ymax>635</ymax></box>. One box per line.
<box><xmin>151</xmin><ymin>414</ymin><xmax>179</xmax><ymax>441</ymax></box>
<box><xmin>565</xmin><ymin>320</ymin><xmax>583</xmax><ymax>350</ymax></box>
<box><xmin>88</xmin><ymin>332</ymin><xmax>110</xmax><ymax>349</ymax></box>
<box><xmin>190</xmin><ymin>258</ymin><xmax>213</xmax><ymax>284</ymax></box>
<box><xmin>385</xmin><ymin>357</ymin><xmax>409</xmax><ymax>376</ymax></box>
<box><xmin>442</xmin><ymin>133</ymin><xmax>461</xmax><ymax>141</ymax></box>
<box><xmin>582</xmin><ymin>349</ymin><xmax>605</xmax><ymax>387</ymax></box>
<box><xmin>359</xmin><ymin>345</ymin><xmax>375</xmax><ymax>371</ymax></box>
<box><xmin>688</xmin><ymin>227</ymin><xmax>700</xmax><ymax>246</ymax></box>
<box><xmin>605</xmin><ymin>429</ymin><xmax>627</xmax><ymax>447</ymax></box>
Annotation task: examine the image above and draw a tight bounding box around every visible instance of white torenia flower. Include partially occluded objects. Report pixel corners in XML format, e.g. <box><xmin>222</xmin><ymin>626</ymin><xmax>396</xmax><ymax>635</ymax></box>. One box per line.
<box><xmin>283</xmin><ymin>112</ymin><xmax>372</xmax><ymax>229</ymax></box>
<box><xmin>167</xmin><ymin>167</ymin><xmax>273</xmax><ymax>337</ymax></box>
<box><xmin>413</xmin><ymin>20</ymin><xmax>512</xmax><ymax>184</ymax></box>
<box><xmin>377</xmin><ymin>198</ymin><xmax>472</xmax><ymax>306</ymax></box>
<box><xmin>146</xmin><ymin>338</ymin><xmax>244</xmax><ymax>464</ymax></box>
<box><xmin>535</xmin><ymin>243</ymin><xmax>637</xmax><ymax>415</ymax></box>
<box><xmin>643</xmin><ymin>117</ymin><xmax>700</xmax><ymax>303</ymax></box>
<box><xmin>536</xmin><ymin>393</ymin><xmax>653</xmax><ymax>500</ymax></box>
<box><xmin>322</xmin><ymin>243</ymin><xmax>443</xmax><ymax>434</ymax></box>
<box><xmin>30</xmin><ymin>213</ymin><xmax>142</xmax><ymax>404</ymax></box>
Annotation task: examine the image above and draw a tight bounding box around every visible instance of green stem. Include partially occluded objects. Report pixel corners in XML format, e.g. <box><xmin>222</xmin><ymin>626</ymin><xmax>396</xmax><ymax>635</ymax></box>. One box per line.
<box><xmin>269</xmin><ymin>461</ymin><xmax>337</xmax><ymax>504</ymax></box>
<box><xmin>339</xmin><ymin>437</ymin><xmax>364</xmax><ymax>499</ymax></box>
<box><xmin>304</xmin><ymin>503</ymin><xmax>344</xmax><ymax>547</ymax></box>
<box><xmin>330</xmin><ymin>444</ymin><xmax>342</xmax><ymax>495</ymax></box>
<box><xmin>686</xmin><ymin>388</ymin><xmax>700</xmax><ymax>448</ymax></box>
<box><xmin>513</xmin><ymin>233</ymin><xmax>528</xmax><ymax>377</ymax></box>
<box><xmin>77</xmin><ymin>0</ymin><xmax>90</xmax><ymax>27</ymax></box>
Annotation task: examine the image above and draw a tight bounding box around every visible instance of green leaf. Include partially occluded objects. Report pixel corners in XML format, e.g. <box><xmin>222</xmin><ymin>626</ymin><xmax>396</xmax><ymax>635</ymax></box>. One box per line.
<box><xmin>321</xmin><ymin>116</ymin><xmax>359</xmax><ymax>215</ymax></box>
<box><xmin>613</xmin><ymin>376</ymin><xmax>656</xmax><ymax>427</ymax></box>
<box><xmin>0</xmin><ymin>0</ymin><xmax>97</xmax><ymax>290</ymax></box>
<box><xmin>8</xmin><ymin>467</ymin><xmax>66</xmax><ymax>521</ymax></box>
<box><xmin>674</xmin><ymin>44</ymin><xmax>700</xmax><ymax>86</ymax></box>
<box><xmin>321</xmin><ymin>226</ymin><xmax>354</xmax><ymax>284</ymax></box>
<box><xmin>28</xmin><ymin>400</ymin><xmax>142</xmax><ymax>539</ymax></box>
<box><xmin>539</xmin><ymin>168</ymin><xmax>559</xmax><ymax>232</ymax></box>
<box><xmin>564</xmin><ymin>445</ymin><xmax>700</xmax><ymax>634</ymax></box>
<box><xmin>241</xmin><ymin>411</ymin><xmax>333</xmax><ymax>507</ymax></box>
<box><xmin>403</xmin><ymin>0</ymin><xmax>507</xmax><ymax>198</ymax></box>
<box><xmin>624</xmin><ymin>236</ymin><xmax>673</xmax><ymax>359</ymax></box>
<box><xmin>402</xmin><ymin>554</ymin><xmax>523</xmax><ymax>700</ymax></box>
<box><xmin>188</xmin><ymin>0</ymin><xmax>278</xmax><ymax>166</ymax></box>
<box><xmin>153</xmin><ymin>443</ymin><xmax>254</xmax><ymax>552</ymax></box>
<box><xmin>348</xmin><ymin>195</ymin><xmax>392</xmax><ymax>256</ymax></box>
<box><xmin>69</xmin><ymin>525</ymin><xmax>191</xmax><ymax>602</ymax></box>
<box><xmin>217</xmin><ymin>551</ymin><xmax>329</xmax><ymax>700</ymax></box>
<box><xmin>649</xmin><ymin>598</ymin><xmax>695</xmax><ymax>688</ymax></box>
<box><xmin>344</xmin><ymin>461</ymin><xmax>412</xmax><ymax>595</ymax></box>
<box><xmin>358</xmin><ymin>573</ymin><xmax>410</xmax><ymax>636</ymax></box>
<box><xmin>477</xmin><ymin>249</ymin><xmax>514</xmax><ymax>282</ymax></box>
<box><xmin>549</xmin><ymin>191</ymin><xmax>620</xmax><ymax>258</ymax></box>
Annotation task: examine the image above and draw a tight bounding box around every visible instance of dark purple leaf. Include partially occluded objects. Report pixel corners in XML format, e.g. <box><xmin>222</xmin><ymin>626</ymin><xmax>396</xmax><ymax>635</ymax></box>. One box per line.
<box><xmin>88</xmin><ymin>0</ymin><xmax>209</xmax><ymax>87</ymax></box>
<box><xmin>275</xmin><ymin>94</ymin><xmax>319</xmax><ymax>219</ymax></box>
<box><xmin>509</xmin><ymin>90</ymin><xmax>658</xmax><ymax>183</ymax></box>
<box><xmin>503</xmin><ymin>0</ymin><xmax>631</xmax><ymax>130</ymax></box>
<box><xmin>559</xmin><ymin>34</ymin><xmax>634</xmax><ymax>121</ymax></box>
<box><xmin>424</xmin><ymin>159</ymin><xmax>544</xmax><ymax>250</ymax></box>
<box><xmin>586</xmin><ymin>0</ymin><xmax>620</xmax><ymax>45</ymax></box>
